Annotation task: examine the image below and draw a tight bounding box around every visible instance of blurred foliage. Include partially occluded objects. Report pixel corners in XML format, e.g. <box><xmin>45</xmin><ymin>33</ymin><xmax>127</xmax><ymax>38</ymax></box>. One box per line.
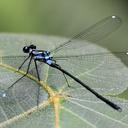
<box><xmin>0</xmin><ymin>1</ymin><xmax>128</xmax><ymax>60</ymax></box>
<box><xmin>0</xmin><ymin>0</ymin><xmax>127</xmax><ymax>37</ymax></box>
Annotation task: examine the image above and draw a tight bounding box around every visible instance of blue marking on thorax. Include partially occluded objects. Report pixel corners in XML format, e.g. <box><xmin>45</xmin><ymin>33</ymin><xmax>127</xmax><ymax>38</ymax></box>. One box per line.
<box><xmin>32</xmin><ymin>50</ymin><xmax>53</xmax><ymax>65</ymax></box>
<box><xmin>32</xmin><ymin>50</ymin><xmax>41</xmax><ymax>55</ymax></box>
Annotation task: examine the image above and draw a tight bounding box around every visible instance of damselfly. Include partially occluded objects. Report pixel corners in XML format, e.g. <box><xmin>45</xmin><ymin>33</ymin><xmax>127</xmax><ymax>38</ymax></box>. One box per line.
<box><xmin>0</xmin><ymin>16</ymin><xmax>126</xmax><ymax>115</ymax></box>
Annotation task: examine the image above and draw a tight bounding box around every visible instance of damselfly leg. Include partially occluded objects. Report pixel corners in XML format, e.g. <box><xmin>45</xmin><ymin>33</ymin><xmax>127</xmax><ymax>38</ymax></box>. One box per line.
<box><xmin>34</xmin><ymin>60</ymin><xmax>41</xmax><ymax>107</ymax></box>
<box><xmin>8</xmin><ymin>56</ymin><xmax>33</xmax><ymax>89</ymax></box>
<box><xmin>18</xmin><ymin>55</ymin><xmax>31</xmax><ymax>71</ymax></box>
<box><xmin>62</xmin><ymin>72</ymin><xmax>71</xmax><ymax>87</ymax></box>
<box><xmin>8</xmin><ymin>55</ymin><xmax>43</xmax><ymax>107</ymax></box>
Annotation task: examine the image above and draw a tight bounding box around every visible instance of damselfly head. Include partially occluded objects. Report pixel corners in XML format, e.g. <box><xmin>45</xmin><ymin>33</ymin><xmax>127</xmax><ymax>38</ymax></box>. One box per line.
<box><xmin>23</xmin><ymin>44</ymin><xmax>36</xmax><ymax>53</ymax></box>
<box><xmin>23</xmin><ymin>46</ymin><xmax>29</xmax><ymax>53</ymax></box>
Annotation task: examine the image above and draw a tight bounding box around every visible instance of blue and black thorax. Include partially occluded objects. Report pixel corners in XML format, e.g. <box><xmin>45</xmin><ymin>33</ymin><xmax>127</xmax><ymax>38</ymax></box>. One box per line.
<box><xmin>31</xmin><ymin>50</ymin><xmax>54</xmax><ymax>65</ymax></box>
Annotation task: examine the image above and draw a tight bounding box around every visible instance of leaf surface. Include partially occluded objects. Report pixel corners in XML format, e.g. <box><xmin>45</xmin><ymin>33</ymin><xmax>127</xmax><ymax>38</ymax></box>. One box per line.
<box><xmin>0</xmin><ymin>34</ymin><xmax>128</xmax><ymax>128</ymax></box>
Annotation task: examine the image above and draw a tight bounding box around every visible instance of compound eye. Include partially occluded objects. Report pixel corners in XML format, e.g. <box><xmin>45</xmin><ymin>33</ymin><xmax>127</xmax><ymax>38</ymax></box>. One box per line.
<box><xmin>23</xmin><ymin>46</ymin><xmax>29</xmax><ymax>53</ymax></box>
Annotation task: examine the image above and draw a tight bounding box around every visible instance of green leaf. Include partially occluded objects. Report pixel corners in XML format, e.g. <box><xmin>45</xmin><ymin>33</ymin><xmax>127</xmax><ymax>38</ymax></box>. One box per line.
<box><xmin>0</xmin><ymin>34</ymin><xmax>128</xmax><ymax>128</ymax></box>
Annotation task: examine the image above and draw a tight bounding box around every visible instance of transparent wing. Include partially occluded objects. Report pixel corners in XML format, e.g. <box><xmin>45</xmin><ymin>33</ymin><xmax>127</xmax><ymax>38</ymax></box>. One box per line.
<box><xmin>47</xmin><ymin>15</ymin><xmax>125</xmax><ymax>96</ymax></box>
<box><xmin>47</xmin><ymin>51</ymin><xmax>128</xmax><ymax>95</ymax></box>
<box><xmin>51</xmin><ymin>15</ymin><xmax>122</xmax><ymax>57</ymax></box>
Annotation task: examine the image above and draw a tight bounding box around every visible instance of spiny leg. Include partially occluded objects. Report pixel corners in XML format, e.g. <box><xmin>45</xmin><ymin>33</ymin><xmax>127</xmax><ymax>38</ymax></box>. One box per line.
<box><xmin>34</xmin><ymin>60</ymin><xmax>41</xmax><ymax>107</ymax></box>
<box><xmin>63</xmin><ymin>72</ymin><xmax>71</xmax><ymax>87</ymax></box>
<box><xmin>18</xmin><ymin>55</ymin><xmax>31</xmax><ymax>71</ymax></box>
<box><xmin>8</xmin><ymin>56</ymin><xmax>33</xmax><ymax>89</ymax></box>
